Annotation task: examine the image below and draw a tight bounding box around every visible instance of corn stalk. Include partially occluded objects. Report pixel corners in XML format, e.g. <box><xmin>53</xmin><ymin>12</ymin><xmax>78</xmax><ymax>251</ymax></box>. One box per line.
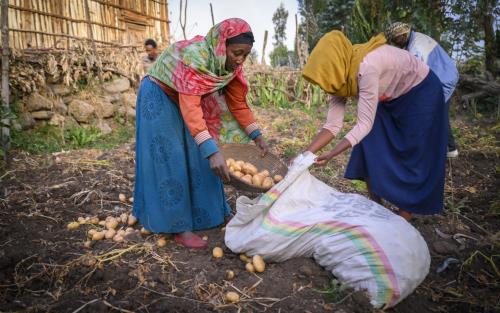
<box><xmin>9</xmin><ymin>42</ymin><xmax>144</xmax><ymax>94</ymax></box>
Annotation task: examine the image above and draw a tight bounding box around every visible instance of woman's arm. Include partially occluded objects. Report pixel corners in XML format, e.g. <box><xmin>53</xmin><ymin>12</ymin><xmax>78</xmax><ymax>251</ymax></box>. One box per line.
<box><xmin>315</xmin><ymin>70</ymin><xmax>379</xmax><ymax>165</ymax></box>
<box><xmin>178</xmin><ymin>93</ymin><xmax>230</xmax><ymax>182</ymax></box>
<box><xmin>305</xmin><ymin>96</ymin><xmax>346</xmax><ymax>154</ymax></box>
<box><xmin>306</xmin><ymin>129</ymin><xmax>335</xmax><ymax>154</ymax></box>
<box><xmin>315</xmin><ymin>138</ymin><xmax>352</xmax><ymax>165</ymax></box>
<box><xmin>343</xmin><ymin>71</ymin><xmax>379</xmax><ymax>146</ymax></box>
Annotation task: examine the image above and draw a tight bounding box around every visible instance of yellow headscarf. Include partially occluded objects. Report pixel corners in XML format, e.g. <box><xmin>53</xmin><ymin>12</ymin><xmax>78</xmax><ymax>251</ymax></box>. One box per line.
<box><xmin>302</xmin><ymin>31</ymin><xmax>387</xmax><ymax>97</ymax></box>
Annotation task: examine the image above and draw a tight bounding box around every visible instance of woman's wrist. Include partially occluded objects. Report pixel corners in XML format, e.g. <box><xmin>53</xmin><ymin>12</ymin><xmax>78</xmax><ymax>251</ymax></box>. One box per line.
<box><xmin>306</xmin><ymin>128</ymin><xmax>335</xmax><ymax>154</ymax></box>
<box><xmin>250</xmin><ymin>129</ymin><xmax>262</xmax><ymax>140</ymax></box>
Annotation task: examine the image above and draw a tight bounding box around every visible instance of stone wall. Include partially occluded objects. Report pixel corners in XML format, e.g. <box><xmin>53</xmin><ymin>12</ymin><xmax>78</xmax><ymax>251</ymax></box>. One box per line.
<box><xmin>14</xmin><ymin>77</ymin><xmax>137</xmax><ymax>135</ymax></box>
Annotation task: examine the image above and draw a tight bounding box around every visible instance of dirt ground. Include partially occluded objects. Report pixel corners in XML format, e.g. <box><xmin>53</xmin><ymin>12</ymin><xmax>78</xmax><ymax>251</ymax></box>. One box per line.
<box><xmin>0</xmin><ymin>110</ymin><xmax>499</xmax><ymax>312</ymax></box>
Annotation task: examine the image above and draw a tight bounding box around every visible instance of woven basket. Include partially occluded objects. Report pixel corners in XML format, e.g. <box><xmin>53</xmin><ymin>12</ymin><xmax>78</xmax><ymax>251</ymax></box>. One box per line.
<box><xmin>220</xmin><ymin>143</ymin><xmax>288</xmax><ymax>193</ymax></box>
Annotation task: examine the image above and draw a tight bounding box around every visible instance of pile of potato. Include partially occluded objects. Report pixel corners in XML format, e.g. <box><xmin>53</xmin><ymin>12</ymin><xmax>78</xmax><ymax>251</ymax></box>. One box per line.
<box><xmin>66</xmin><ymin>212</ymin><xmax>159</xmax><ymax>248</ymax></box>
<box><xmin>226</xmin><ymin>158</ymin><xmax>283</xmax><ymax>189</ymax></box>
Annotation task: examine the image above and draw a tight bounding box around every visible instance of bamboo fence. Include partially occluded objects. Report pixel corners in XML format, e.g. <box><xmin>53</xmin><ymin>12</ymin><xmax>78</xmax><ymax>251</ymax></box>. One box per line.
<box><xmin>7</xmin><ymin>0</ymin><xmax>170</xmax><ymax>50</ymax></box>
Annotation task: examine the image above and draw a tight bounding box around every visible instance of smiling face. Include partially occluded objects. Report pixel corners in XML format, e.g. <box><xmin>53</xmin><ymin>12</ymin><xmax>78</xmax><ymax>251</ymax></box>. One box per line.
<box><xmin>225</xmin><ymin>43</ymin><xmax>253</xmax><ymax>72</ymax></box>
<box><xmin>145</xmin><ymin>44</ymin><xmax>158</xmax><ymax>60</ymax></box>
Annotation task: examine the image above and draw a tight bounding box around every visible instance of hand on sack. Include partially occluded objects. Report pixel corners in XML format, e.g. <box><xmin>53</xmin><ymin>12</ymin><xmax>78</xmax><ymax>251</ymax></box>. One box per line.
<box><xmin>314</xmin><ymin>150</ymin><xmax>335</xmax><ymax>166</ymax></box>
<box><xmin>288</xmin><ymin>154</ymin><xmax>303</xmax><ymax>166</ymax></box>
<box><xmin>209</xmin><ymin>152</ymin><xmax>231</xmax><ymax>182</ymax></box>
<box><xmin>286</xmin><ymin>150</ymin><xmax>308</xmax><ymax>167</ymax></box>
<box><xmin>254</xmin><ymin>135</ymin><xmax>269</xmax><ymax>156</ymax></box>
<box><xmin>289</xmin><ymin>149</ymin><xmax>317</xmax><ymax>166</ymax></box>
<box><xmin>315</xmin><ymin>139</ymin><xmax>352</xmax><ymax>166</ymax></box>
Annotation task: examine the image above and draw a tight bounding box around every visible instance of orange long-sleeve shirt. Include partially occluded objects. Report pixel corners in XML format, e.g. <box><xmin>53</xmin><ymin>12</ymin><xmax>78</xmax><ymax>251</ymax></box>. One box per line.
<box><xmin>148</xmin><ymin>76</ymin><xmax>260</xmax><ymax>156</ymax></box>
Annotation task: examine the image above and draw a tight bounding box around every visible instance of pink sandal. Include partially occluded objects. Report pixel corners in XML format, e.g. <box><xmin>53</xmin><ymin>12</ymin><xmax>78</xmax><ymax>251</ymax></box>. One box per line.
<box><xmin>174</xmin><ymin>233</ymin><xmax>208</xmax><ymax>249</ymax></box>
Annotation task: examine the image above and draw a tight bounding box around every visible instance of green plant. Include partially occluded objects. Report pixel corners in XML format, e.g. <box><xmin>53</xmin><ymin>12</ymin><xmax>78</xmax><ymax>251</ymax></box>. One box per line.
<box><xmin>65</xmin><ymin>126</ymin><xmax>102</xmax><ymax>148</ymax></box>
<box><xmin>310</xmin><ymin>84</ymin><xmax>327</xmax><ymax>108</ymax></box>
<box><xmin>315</xmin><ymin>279</ymin><xmax>350</xmax><ymax>303</ymax></box>
<box><xmin>462</xmin><ymin>250</ymin><xmax>500</xmax><ymax>278</ymax></box>
<box><xmin>91</xmin><ymin>124</ymin><xmax>134</xmax><ymax>150</ymax></box>
<box><xmin>12</xmin><ymin>125</ymin><xmax>65</xmax><ymax>154</ymax></box>
<box><xmin>252</xmin><ymin>74</ymin><xmax>290</xmax><ymax>108</ymax></box>
<box><xmin>0</xmin><ymin>101</ymin><xmax>16</xmax><ymax>159</ymax></box>
<box><xmin>445</xmin><ymin>196</ymin><xmax>468</xmax><ymax>214</ymax></box>
<box><xmin>11</xmin><ymin>123</ymin><xmax>134</xmax><ymax>155</ymax></box>
<box><xmin>294</xmin><ymin>76</ymin><xmax>306</xmax><ymax>99</ymax></box>
<box><xmin>351</xmin><ymin>179</ymin><xmax>367</xmax><ymax>192</ymax></box>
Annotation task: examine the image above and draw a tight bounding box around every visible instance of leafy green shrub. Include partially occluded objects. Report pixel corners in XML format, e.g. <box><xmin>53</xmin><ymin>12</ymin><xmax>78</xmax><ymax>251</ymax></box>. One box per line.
<box><xmin>65</xmin><ymin>126</ymin><xmax>102</xmax><ymax>148</ymax></box>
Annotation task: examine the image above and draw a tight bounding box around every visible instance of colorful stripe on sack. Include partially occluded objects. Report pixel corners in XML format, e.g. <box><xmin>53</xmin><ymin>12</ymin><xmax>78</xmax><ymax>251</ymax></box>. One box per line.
<box><xmin>261</xmin><ymin>212</ymin><xmax>400</xmax><ymax>308</ymax></box>
<box><xmin>260</xmin><ymin>188</ymin><xmax>281</xmax><ymax>205</ymax></box>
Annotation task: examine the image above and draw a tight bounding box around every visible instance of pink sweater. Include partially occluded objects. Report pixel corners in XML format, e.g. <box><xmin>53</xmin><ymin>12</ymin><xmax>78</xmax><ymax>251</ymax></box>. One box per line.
<box><xmin>323</xmin><ymin>45</ymin><xmax>430</xmax><ymax>146</ymax></box>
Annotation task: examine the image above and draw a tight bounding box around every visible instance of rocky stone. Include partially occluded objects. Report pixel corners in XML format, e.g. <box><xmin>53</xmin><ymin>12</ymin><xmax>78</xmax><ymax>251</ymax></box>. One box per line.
<box><xmin>433</xmin><ymin>240</ymin><xmax>458</xmax><ymax>255</ymax></box>
<box><xmin>95</xmin><ymin>98</ymin><xmax>115</xmax><ymax>118</ymax></box>
<box><xmin>68</xmin><ymin>100</ymin><xmax>95</xmax><ymax>123</ymax></box>
<box><xmin>53</xmin><ymin>98</ymin><xmax>68</xmax><ymax>115</ymax></box>
<box><xmin>103</xmin><ymin>77</ymin><xmax>130</xmax><ymax>94</ymax></box>
<box><xmin>126</xmin><ymin>107</ymin><xmax>136</xmax><ymax>120</ymax></box>
<box><xmin>96</xmin><ymin>120</ymin><xmax>112</xmax><ymax>135</ymax></box>
<box><xmin>19</xmin><ymin>113</ymin><xmax>35</xmax><ymax>129</ymax></box>
<box><xmin>12</xmin><ymin>121</ymin><xmax>22</xmax><ymax>131</ymax></box>
<box><xmin>116</xmin><ymin>105</ymin><xmax>127</xmax><ymax>117</ymax></box>
<box><xmin>48</xmin><ymin>113</ymin><xmax>66</xmax><ymax>126</ymax></box>
<box><xmin>26</xmin><ymin>92</ymin><xmax>53</xmax><ymax>112</ymax></box>
<box><xmin>31</xmin><ymin>110</ymin><xmax>54</xmax><ymax>120</ymax></box>
<box><xmin>116</xmin><ymin>117</ymin><xmax>125</xmax><ymax>125</ymax></box>
<box><xmin>103</xmin><ymin>93</ymin><xmax>121</xmax><ymax>103</ymax></box>
<box><xmin>49</xmin><ymin>84</ymin><xmax>71</xmax><ymax>96</ymax></box>
<box><xmin>62</xmin><ymin>95</ymin><xmax>76</xmax><ymax>104</ymax></box>
<box><xmin>64</xmin><ymin>115</ymin><xmax>80</xmax><ymax>128</ymax></box>
<box><xmin>13</xmin><ymin>101</ymin><xmax>25</xmax><ymax>112</ymax></box>
<box><xmin>45</xmin><ymin>76</ymin><xmax>60</xmax><ymax>84</ymax></box>
<box><xmin>121</xmin><ymin>91</ymin><xmax>137</xmax><ymax>108</ymax></box>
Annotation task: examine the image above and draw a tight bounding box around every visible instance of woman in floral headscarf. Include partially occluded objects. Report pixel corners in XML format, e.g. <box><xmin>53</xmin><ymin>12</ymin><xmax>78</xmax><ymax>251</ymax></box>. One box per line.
<box><xmin>134</xmin><ymin>18</ymin><xmax>268</xmax><ymax>249</ymax></box>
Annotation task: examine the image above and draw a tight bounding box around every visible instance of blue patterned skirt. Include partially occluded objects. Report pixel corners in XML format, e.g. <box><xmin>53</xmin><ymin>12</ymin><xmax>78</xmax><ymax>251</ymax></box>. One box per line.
<box><xmin>133</xmin><ymin>77</ymin><xmax>230</xmax><ymax>233</ymax></box>
<box><xmin>345</xmin><ymin>71</ymin><xmax>447</xmax><ymax>215</ymax></box>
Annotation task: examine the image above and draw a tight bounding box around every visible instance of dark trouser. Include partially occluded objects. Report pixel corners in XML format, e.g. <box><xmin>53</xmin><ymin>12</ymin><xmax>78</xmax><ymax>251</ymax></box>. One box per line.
<box><xmin>447</xmin><ymin>100</ymin><xmax>457</xmax><ymax>151</ymax></box>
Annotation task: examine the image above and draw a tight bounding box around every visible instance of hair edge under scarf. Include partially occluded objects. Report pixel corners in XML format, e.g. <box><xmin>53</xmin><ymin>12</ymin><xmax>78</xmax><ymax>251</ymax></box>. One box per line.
<box><xmin>226</xmin><ymin>32</ymin><xmax>255</xmax><ymax>45</ymax></box>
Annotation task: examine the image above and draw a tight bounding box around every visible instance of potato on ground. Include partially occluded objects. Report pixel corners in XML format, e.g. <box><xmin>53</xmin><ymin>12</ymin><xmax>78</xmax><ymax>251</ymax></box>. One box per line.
<box><xmin>212</xmin><ymin>247</ymin><xmax>224</xmax><ymax>258</ymax></box>
<box><xmin>252</xmin><ymin>255</ymin><xmax>266</xmax><ymax>272</ymax></box>
<box><xmin>225</xmin><ymin>291</ymin><xmax>240</xmax><ymax>303</ymax></box>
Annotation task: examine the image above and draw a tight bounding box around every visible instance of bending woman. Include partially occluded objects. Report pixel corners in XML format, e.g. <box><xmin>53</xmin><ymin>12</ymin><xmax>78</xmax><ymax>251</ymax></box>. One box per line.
<box><xmin>300</xmin><ymin>31</ymin><xmax>447</xmax><ymax>220</ymax></box>
<box><xmin>134</xmin><ymin>18</ymin><xmax>268</xmax><ymax>249</ymax></box>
